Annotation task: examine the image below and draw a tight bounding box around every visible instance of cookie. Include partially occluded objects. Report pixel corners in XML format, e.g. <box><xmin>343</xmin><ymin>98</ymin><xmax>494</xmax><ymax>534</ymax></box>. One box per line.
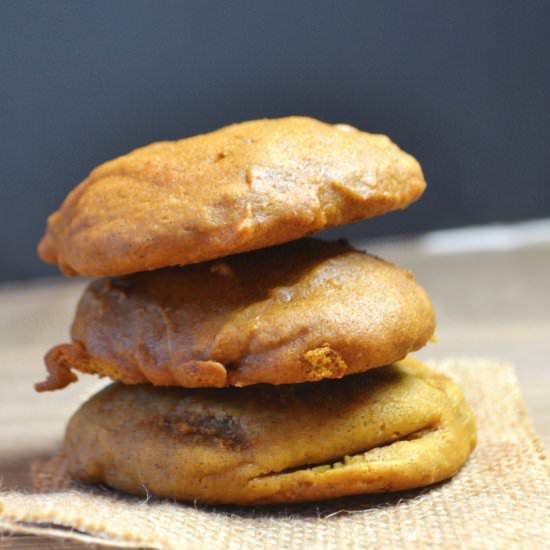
<box><xmin>36</xmin><ymin>239</ymin><xmax>435</xmax><ymax>391</ymax></box>
<box><xmin>38</xmin><ymin>117</ymin><xmax>425</xmax><ymax>277</ymax></box>
<box><xmin>64</xmin><ymin>359</ymin><xmax>476</xmax><ymax>505</ymax></box>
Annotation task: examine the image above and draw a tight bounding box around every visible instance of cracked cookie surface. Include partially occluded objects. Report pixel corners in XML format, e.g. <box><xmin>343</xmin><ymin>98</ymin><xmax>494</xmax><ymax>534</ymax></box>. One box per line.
<box><xmin>37</xmin><ymin>239</ymin><xmax>435</xmax><ymax>390</ymax></box>
<box><xmin>63</xmin><ymin>359</ymin><xmax>476</xmax><ymax>505</ymax></box>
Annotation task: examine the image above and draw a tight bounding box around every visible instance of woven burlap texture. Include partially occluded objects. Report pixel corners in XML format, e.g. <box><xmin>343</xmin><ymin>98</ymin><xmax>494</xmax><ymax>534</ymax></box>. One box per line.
<box><xmin>1</xmin><ymin>359</ymin><xmax>549</xmax><ymax>549</ymax></box>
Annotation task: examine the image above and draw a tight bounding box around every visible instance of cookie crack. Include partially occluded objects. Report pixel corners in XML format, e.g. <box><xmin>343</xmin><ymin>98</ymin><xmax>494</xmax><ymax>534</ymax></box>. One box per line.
<box><xmin>249</xmin><ymin>422</ymin><xmax>440</xmax><ymax>482</ymax></box>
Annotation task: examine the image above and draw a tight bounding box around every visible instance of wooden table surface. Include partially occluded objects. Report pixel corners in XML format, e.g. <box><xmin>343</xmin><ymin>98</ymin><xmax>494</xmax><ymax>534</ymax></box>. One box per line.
<box><xmin>1</xmin><ymin>229</ymin><xmax>549</xmax><ymax>548</ymax></box>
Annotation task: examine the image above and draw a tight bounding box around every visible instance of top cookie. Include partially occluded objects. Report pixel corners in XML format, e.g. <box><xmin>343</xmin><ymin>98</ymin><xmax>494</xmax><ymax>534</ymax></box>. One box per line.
<box><xmin>38</xmin><ymin>117</ymin><xmax>426</xmax><ymax>276</ymax></box>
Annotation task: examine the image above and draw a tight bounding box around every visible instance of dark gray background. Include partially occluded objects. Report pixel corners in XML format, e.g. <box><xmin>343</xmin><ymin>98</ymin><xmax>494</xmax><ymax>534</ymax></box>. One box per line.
<box><xmin>2</xmin><ymin>1</ymin><xmax>549</xmax><ymax>282</ymax></box>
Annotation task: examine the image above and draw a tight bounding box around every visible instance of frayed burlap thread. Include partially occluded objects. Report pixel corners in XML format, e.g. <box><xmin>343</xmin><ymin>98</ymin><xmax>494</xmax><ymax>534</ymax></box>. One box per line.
<box><xmin>1</xmin><ymin>359</ymin><xmax>549</xmax><ymax>549</ymax></box>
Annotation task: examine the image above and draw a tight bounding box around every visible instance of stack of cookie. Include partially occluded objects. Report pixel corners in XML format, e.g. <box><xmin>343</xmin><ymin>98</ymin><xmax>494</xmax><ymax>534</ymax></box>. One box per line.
<box><xmin>37</xmin><ymin>117</ymin><xmax>475</xmax><ymax>505</ymax></box>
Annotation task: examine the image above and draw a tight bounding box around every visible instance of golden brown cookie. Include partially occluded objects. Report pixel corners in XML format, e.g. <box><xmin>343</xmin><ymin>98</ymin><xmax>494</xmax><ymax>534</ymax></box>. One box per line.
<box><xmin>36</xmin><ymin>239</ymin><xmax>435</xmax><ymax>391</ymax></box>
<box><xmin>64</xmin><ymin>359</ymin><xmax>476</xmax><ymax>505</ymax></box>
<box><xmin>38</xmin><ymin>116</ymin><xmax>426</xmax><ymax>277</ymax></box>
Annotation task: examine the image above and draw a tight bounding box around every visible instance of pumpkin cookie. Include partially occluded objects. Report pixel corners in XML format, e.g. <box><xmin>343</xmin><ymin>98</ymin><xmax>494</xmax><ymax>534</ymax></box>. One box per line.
<box><xmin>38</xmin><ymin>117</ymin><xmax>425</xmax><ymax>277</ymax></box>
<box><xmin>64</xmin><ymin>359</ymin><xmax>476</xmax><ymax>505</ymax></box>
<box><xmin>36</xmin><ymin>239</ymin><xmax>435</xmax><ymax>391</ymax></box>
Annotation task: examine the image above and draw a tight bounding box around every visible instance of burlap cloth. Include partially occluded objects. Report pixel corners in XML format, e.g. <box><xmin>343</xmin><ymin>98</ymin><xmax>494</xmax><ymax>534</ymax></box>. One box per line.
<box><xmin>1</xmin><ymin>359</ymin><xmax>549</xmax><ymax>549</ymax></box>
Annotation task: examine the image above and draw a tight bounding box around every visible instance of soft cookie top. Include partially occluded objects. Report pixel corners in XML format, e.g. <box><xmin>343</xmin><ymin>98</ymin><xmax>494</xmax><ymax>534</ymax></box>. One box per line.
<box><xmin>38</xmin><ymin>117</ymin><xmax>426</xmax><ymax>277</ymax></box>
<box><xmin>36</xmin><ymin>239</ymin><xmax>435</xmax><ymax>391</ymax></box>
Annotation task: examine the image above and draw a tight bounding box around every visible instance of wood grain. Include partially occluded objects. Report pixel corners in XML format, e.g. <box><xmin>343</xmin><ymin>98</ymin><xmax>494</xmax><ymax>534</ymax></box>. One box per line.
<box><xmin>1</xmin><ymin>238</ymin><xmax>549</xmax><ymax>548</ymax></box>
